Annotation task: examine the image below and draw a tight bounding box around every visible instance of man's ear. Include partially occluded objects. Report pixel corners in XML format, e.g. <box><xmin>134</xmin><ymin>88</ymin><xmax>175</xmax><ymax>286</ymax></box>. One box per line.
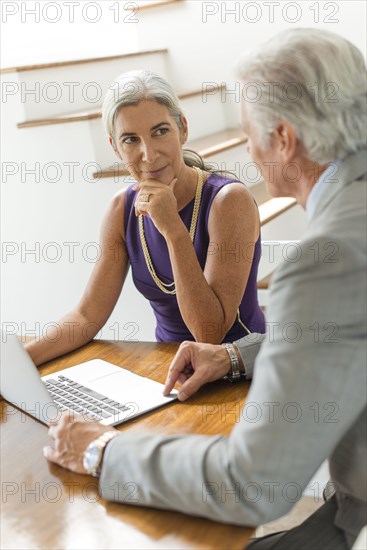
<box><xmin>109</xmin><ymin>136</ymin><xmax>122</xmax><ymax>160</ymax></box>
<box><xmin>274</xmin><ymin>121</ymin><xmax>298</xmax><ymax>161</ymax></box>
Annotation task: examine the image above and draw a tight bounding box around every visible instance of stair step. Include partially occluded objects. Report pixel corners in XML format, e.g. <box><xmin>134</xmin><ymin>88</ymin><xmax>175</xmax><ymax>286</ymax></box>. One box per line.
<box><xmin>7</xmin><ymin>48</ymin><xmax>171</xmax><ymax>121</ymax></box>
<box><xmin>128</xmin><ymin>0</ymin><xmax>183</xmax><ymax>10</ymax></box>
<box><xmin>18</xmin><ymin>108</ymin><xmax>101</xmax><ymax>129</ymax></box>
<box><xmin>17</xmin><ymin>84</ymin><xmax>226</xmax><ymax>129</ymax></box>
<box><xmin>257</xmin><ymin>271</ymin><xmax>274</xmax><ymax>290</ymax></box>
<box><xmin>258</xmin><ymin>197</ymin><xmax>297</xmax><ymax>226</ymax></box>
<box><xmin>1</xmin><ymin>48</ymin><xmax>169</xmax><ymax>74</ymax></box>
<box><xmin>250</xmin><ymin>183</ymin><xmax>271</xmax><ymax>206</ymax></box>
<box><xmin>188</xmin><ymin>127</ymin><xmax>247</xmax><ymax>157</ymax></box>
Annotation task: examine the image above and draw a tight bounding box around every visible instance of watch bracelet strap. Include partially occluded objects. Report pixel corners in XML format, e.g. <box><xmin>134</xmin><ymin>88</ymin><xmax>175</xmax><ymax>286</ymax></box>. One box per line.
<box><xmin>98</xmin><ymin>431</ymin><xmax>119</xmax><ymax>446</ymax></box>
<box><xmin>222</xmin><ymin>343</ymin><xmax>242</xmax><ymax>382</ymax></box>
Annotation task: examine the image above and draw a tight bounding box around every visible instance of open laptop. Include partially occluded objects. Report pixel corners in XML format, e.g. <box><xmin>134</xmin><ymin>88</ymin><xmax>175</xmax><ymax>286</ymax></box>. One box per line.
<box><xmin>0</xmin><ymin>333</ymin><xmax>178</xmax><ymax>426</ymax></box>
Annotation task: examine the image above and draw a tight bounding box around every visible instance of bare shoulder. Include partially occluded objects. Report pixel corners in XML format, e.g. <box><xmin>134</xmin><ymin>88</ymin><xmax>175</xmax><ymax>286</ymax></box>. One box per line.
<box><xmin>101</xmin><ymin>187</ymin><xmax>130</xmax><ymax>241</ymax></box>
<box><xmin>211</xmin><ymin>180</ymin><xmax>257</xmax><ymax>214</ymax></box>
<box><xmin>208</xmin><ymin>180</ymin><xmax>259</xmax><ymax>240</ymax></box>
<box><xmin>108</xmin><ymin>187</ymin><xmax>128</xmax><ymax>216</ymax></box>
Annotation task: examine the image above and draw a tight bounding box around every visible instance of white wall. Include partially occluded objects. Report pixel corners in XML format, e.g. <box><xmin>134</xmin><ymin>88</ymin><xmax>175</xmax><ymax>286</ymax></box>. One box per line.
<box><xmin>1</xmin><ymin>1</ymin><xmax>366</xmax><ymax>343</ymax></box>
<box><xmin>135</xmin><ymin>1</ymin><xmax>366</xmax><ymax>92</ymax></box>
<box><xmin>0</xmin><ymin>1</ymin><xmax>138</xmax><ymax>66</ymax></box>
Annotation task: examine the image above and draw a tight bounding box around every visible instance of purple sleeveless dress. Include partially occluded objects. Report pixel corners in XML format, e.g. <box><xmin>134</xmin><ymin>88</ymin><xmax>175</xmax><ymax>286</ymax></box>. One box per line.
<box><xmin>124</xmin><ymin>173</ymin><xmax>265</xmax><ymax>342</ymax></box>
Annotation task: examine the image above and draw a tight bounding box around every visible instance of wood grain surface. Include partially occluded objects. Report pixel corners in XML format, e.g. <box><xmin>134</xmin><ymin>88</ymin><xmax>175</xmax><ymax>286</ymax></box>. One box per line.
<box><xmin>1</xmin><ymin>340</ymin><xmax>254</xmax><ymax>549</ymax></box>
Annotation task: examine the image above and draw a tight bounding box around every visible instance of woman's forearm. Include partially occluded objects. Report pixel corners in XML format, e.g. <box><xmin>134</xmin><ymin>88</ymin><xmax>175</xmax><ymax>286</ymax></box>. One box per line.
<box><xmin>24</xmin><ymin>309</ymin><xmax>102</xmax><ymax>367</ymax></box>
<box><xmin>165</xmin><ymin>224</ymin><xmax>228</xmax><ymax>343</ymax></box>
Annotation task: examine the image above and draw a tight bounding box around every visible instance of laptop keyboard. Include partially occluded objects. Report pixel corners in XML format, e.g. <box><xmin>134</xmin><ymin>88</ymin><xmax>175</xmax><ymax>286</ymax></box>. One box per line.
<box><xmin>43</xmin><ymin>375</ymin><xmax>131</xmax><ymax>421</ymax></box>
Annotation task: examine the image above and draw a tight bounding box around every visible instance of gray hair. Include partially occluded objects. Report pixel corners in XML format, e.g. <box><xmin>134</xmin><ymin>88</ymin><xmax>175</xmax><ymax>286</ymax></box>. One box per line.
<box><xmin>102</xmin><ymin>70</ymin><xmax>215</xmax><ymax>172</ymax></box>
<box><xmin>237</xmin><ymin>28</ymin><xmax>367</xmax><ymax>164</ymax></box>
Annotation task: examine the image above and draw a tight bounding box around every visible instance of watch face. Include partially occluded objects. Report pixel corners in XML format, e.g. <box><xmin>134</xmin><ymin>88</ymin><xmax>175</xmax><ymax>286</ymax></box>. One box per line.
<box><xmin>83</xmin><ymin>443</ymin><xmax>100</xmax><ymax>471</ymax></box>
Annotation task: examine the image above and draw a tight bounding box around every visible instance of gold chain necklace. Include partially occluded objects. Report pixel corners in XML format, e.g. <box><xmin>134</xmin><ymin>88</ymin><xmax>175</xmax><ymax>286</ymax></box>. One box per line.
<box><xmin>138</xmin><ymin>166</ymin><xmax>204</xmax><ymax>295</ymax></box>
<box><xmin>138</xmin><ymin>167</ymin><xmax>252</xmax><ymax>336</ymax></box>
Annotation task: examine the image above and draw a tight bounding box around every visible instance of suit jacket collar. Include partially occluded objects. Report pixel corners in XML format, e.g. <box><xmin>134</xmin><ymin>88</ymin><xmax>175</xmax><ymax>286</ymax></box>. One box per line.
<box><xmin>312</xmin><ymin>149</ymin><xmax>367</xmax><ymax>221</ymax></box>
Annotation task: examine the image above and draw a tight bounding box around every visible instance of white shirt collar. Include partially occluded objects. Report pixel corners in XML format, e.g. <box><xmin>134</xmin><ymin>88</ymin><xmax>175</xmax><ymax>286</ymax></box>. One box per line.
<box><xmin>306</xmin><ymin>161</ymin><xmax>341</xmax><ymax>221</ymax></box>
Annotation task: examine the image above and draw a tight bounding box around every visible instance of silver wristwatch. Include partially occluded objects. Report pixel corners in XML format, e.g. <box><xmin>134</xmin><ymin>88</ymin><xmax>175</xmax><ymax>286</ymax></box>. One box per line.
<box><xmin>222</xmin><ymin>343</ymin><xmax>242</xmax><ymax>382</ymax></box>
<box><xmin>83</xmin><ymin>431</ymin><xmax>119</xmax><ymax>477</ymax></box>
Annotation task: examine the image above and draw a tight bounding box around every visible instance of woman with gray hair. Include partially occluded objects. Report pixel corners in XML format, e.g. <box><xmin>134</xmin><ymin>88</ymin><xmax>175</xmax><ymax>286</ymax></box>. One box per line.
<box><xmin>26</xmin><ymin>70</ymin><xmax>265</xmax><ymax>366</ymax></box>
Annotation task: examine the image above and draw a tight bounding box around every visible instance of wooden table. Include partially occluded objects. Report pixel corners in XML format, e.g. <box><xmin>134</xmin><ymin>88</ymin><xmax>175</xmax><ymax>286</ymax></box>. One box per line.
<box><xmin>1</xmin><ymin>340</ymin><xmax>254</xmax><ymax>549</ymax></box>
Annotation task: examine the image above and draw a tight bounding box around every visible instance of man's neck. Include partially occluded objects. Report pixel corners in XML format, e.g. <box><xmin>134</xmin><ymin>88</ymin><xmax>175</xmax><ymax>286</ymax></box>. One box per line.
<box><xmin>294</xmin><ymin>158</ymin><xmax>329</xmax><ymax>208</ymax></box>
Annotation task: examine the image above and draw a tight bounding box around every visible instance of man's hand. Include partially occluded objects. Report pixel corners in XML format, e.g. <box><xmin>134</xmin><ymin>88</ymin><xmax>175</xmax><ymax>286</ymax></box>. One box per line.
<box><xmin>163</xmin><ymin>341</ymin><xmax>231</xmax><ymax>401</ymax></box>
<box><xmin>43</xmin><ymin>411</ymin><xmax>118</xmax><ymax>474</ymax></box>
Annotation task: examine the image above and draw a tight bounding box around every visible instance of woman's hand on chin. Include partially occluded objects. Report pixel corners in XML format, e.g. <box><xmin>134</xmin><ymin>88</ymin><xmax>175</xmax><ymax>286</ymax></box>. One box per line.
<box><xmin>133</xmin><ymin>176</ymin><xmax>182</xmax><ymax>237</ymax></box>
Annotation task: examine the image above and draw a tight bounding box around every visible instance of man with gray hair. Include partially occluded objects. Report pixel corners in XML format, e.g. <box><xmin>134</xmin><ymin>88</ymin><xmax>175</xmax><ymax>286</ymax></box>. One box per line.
<box><xmin>44</xmin><ymin>29</ymin><xmax>366</xmax><ymax>549</ymax></box>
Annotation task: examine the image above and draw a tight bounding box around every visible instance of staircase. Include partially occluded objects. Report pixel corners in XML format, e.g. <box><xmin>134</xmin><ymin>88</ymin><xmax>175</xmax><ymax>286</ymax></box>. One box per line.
<box><xmin>1</xmin><ymin>0</ymin><xmax>307</xmax><ymax>342</ymax></box>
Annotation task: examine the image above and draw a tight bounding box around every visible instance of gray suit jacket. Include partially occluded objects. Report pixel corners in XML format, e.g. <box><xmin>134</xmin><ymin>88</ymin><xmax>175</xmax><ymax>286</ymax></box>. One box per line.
<box><xmin>100</xmin><ymin>150</ymin><xmax>366</xmax><ymax>547</ymax></box>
